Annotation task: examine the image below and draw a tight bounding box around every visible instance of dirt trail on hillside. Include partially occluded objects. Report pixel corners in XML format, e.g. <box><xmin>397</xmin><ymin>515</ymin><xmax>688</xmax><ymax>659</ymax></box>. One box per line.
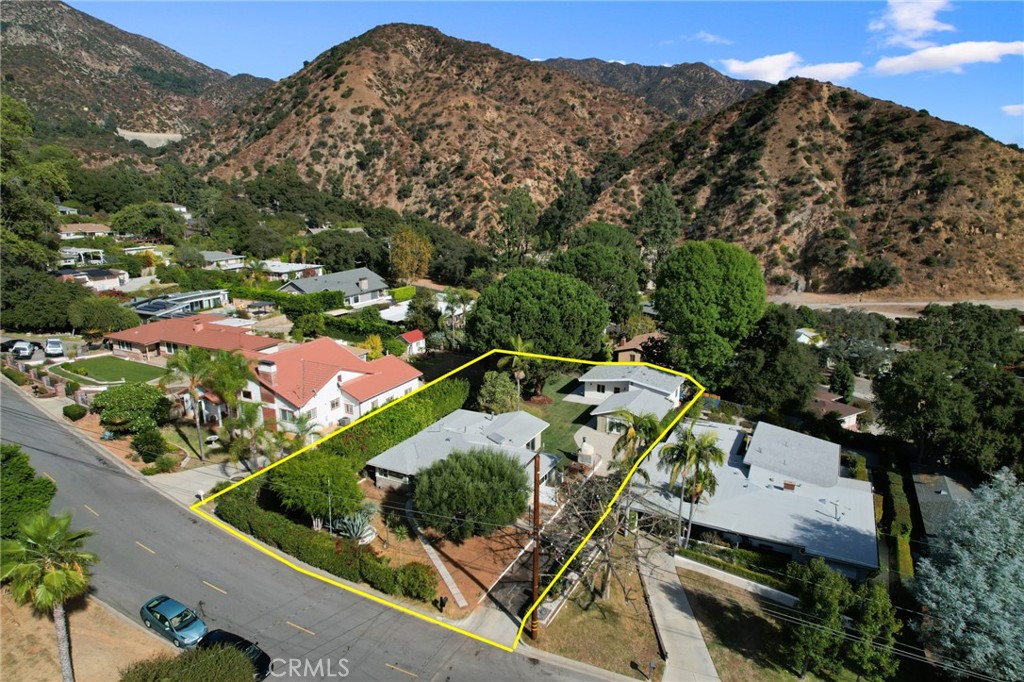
<box><xmin>770</xmin><ymin>292</ymin><xmax>1023</xmax><ymax>318</ymax></box>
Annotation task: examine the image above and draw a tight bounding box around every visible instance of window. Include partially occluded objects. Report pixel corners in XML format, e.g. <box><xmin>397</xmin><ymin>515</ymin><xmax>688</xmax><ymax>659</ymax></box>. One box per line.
<box><xmin>371</xmin><ymin>399</ymin><xmax>379</xmax><ymax>410</ymax></box>
<box><xmin>404</xmin><ymin>387</ymin><xmax>413</xmax><ymax>395</ymax></box>
<box><xmin>241</xmin><ymin>390</ymin><xmax>253</xmax><ymax>400</ymax></box>
<box><xmin>330</xmin><ymin>398</ymin><xmax>340</xmax><ymax>410</ymax></box>
<box><xmin>596</xmin><ymin>384</ymin><xmax>605</xmax><ymax>394</ymax></box>
<box><xmin>345</xmin><ymin>404</ymin><xmax>353</xmax><ymax>415</ymax></box>
<box><xmin>279</xmin><ymin>409</ymin><xmax>295</xmax><ymax>423</ymax></box>
<box><xmin>164</xmin><ymin>342</ymin><xmax>180</xmax><ymax>353</ymax></box>
<box><xmin>630</xmin><ymin>353</ymin><xmax>638</xmax><ymax>362</ymax></box>
<box><xmin>306</xmin><ymin>408</ymin><xmax>317</xmax><ymax>419</ymax></box>
<box><xmin>117</xmin><ymin>340</ymin><xmax>133</xmax><ymax>351</ymax></box>
<box><xmin>613</xmin><ymin>387</ymin><xmax>621</xmax><ymax>394</ymax></box>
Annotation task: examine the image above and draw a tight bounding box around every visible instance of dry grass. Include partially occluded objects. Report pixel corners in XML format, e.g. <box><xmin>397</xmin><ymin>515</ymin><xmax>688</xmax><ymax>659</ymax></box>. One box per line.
<box><xmin>539</xmin><ymin>539</ymin><xmax>664</xmax><ymax>680</ymax></box>
<box><xmin>1</xmin><ymin>588</ymin><xmax>167</xmax><ymax>682</ymax></box>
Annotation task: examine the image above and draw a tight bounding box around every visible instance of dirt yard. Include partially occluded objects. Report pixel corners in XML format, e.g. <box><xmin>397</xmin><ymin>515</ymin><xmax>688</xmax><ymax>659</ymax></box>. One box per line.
<box><xmin>1</xmin><ymin>589</ymin><xmax>168</xmax><ymax>682</ymax></box>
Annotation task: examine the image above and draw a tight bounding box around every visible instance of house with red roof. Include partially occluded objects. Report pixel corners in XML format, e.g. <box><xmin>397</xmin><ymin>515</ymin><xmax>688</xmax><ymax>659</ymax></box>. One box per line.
<box><xmin>397</xmin><ymin>329</ymin><xmax>426</xmax><ymax>357</ymax></box>
<box><xmin>105</xmin><ymin>315</ymin><xmax>280</xmax><ymax>361</ymax></box>
<box><xmin>240</xmin><ymin>337</ymin><xmax>422</xmax><ymax>436</ymax></box>
<box><xmin>807</xmin><ymin>388</ymin><xmax>864</xmax><ymax>431</ymax></box>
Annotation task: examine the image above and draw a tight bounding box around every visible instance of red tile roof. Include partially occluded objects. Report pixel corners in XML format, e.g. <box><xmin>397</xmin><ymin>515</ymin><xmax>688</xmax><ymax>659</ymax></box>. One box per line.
<box><xmin>399</xmin><ymin>329</ymin><xmax>425</xmax><ymax>344</ymax></box>
<box><xmin>614</xmin><ymin>332</ymin><xmax>664</xmax><ymax>352</ymax></box>
<box><xmin>808</xmin><ymin>388</ymin><xmax>864</xmax><ymax>419</ymax></box>
<box><xmin>105</xmin><ymin>315</ymin><xmax>279</xmax><ymax>353</ymax></box>
<box><xmin>253</xmin><ymin>337</ymin><xmax>421</xmax><ymax>408</ymax></box>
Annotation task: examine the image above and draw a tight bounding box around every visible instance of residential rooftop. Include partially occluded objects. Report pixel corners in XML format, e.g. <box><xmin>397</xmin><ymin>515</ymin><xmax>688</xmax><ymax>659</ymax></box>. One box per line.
<box><xmin>106</xmin><ymin>315</ymin><xmax>279</xmax><ymax>353</ymax></box>
<box><xmin>278</xmin><ymin>267</ymin><xmax>387</xmax><ymax>296</ymax></box>
<box><xmin>577</xmin><ymin>364</ymin><xmax>684</xmax><ymax>397</ymax></box>
<box><xmin>744</xmin><ymin>421</ymin><xmax>841</xmax><ymax>488</ymax></box>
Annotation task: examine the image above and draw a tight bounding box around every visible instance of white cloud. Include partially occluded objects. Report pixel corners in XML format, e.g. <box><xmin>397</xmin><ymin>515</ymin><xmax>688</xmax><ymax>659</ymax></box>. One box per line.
<box><xmin>610</xmin><ymin>60</ymin><xmax>626</xmax><ymax>65</ymax></box>
<box><xmin>688</xmin><ymin>30</ymin><xmax>733</xmax><ymax>46</ymax></box>
<box><xmin>875</xmin><ymin>41</ymin><xmax>1024</xmax><ymax>75</ymax></box>
<box><xmin>869</xmin><ymin>0</ymin><xmax>956</xmax><ymax>49</ymax></box>
<box><xmin>721</xmin><ymin>52</ymin><xmax>863</xmax><ymax>82</ymax></box>
<box><xmin>1003</xmin><ymin>104</ymin><xmax>1024</xmax><ymax>117</ymax></box>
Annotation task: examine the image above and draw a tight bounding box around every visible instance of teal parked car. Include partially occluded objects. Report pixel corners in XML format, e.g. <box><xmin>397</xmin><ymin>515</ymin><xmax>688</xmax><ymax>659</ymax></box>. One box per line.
<box><xmin>140</xmin><ymin>595</ymin><xmax>208</xmax><ymax>648</ymax></box>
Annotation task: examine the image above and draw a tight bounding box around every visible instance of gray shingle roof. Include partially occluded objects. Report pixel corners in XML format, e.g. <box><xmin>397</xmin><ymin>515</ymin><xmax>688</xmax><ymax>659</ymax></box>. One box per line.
<box><xmin>200</xmin><ymin>250</ymin><xmax>240</xmax><ymax>262</ymax></box>
<box><xmin>277</xmin><ymin>267</ymin><xmax>387</xmax><ymax>296</ymax></box>
<box><xmin>590</xmin><ymin>389</ymin><xmax>674</xmax><ymax>421</ymax></box>
<box><xmin>577</xmin><ymin>364</ymin><xmax>683</xmax><ymax>397</ymax></box>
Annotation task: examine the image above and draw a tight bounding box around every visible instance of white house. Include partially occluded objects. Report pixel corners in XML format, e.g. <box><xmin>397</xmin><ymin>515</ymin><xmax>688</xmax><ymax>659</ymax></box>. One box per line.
<box><xmin>59</xmin><ymin>223</ymin><xmax>111</xmax><ymax>240</ymax></box>
<box><xmin>575</xmin><ymin>364</ymin><xmax>686</xmax><ymax>433</ymax></box>
<box><xmin>59</xmin><ymin>247</ymin><xmax>106</xmax><ymax>267</ymax></box>
<box><xmin>807</xmin><ymin>388</ymin><xmax>864</xmax><ymax>431</ymax></box>
<box><xmin>397</xmin><ymin>329</ymin><xmax>426</xmax><ymax>357</ymax></box>
<box><xmin>277</xmin><ymin>267</ymin><xmax>390</xmax><ymax>308</ymax></box>
<box><xmin>236</xmin><ymin>337</ymin><xmax>423</xmax><ymax>436</ymax></box>
<box><xmin>796</xmin><ymin>328</ymin><xmax>826</xmax><ymax>348</ymax></box>
<box><xmin>200</xmin><ymin>251</ymin><xmax>246</xmax><ymax>271</ymax></box>
<box><xmin>258</xmin><ymin>259</ymin><xmax>325</xmax><ymax>282</ymax></box>
<box><xmin>55</xmin><ymin>268</ymin><xmax>128</xmax><ymax>292</ymax></box>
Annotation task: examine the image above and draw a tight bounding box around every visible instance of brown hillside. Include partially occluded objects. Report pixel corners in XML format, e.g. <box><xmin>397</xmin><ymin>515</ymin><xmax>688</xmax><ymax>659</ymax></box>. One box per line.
<box><xmin>0</xmin><ymin>2</ymin><xmax>271</xmax><ymax>139</ymax></box>
<box><xmin>184</xmin><ymin>23</ymin><xmax>670</xmax><ymax>234</ymax></box>
<box><xmin>590</xmin><ymin>78</ymin><xmax>1024</xmax><ymax>297</ymax></box>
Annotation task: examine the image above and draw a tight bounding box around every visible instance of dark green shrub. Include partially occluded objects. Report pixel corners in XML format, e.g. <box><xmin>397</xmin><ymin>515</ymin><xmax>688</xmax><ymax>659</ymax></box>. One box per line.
<box><xmin>360</xmin><ymin>553</ymin><xmax>398</xmax><ymax>594</ymax></box>
<box><xmin>65</xmin><ymin>380</ymin><xmax>81</xmax><ymax>395</ymax></box>
<box><xmin>132</xmin><ymin>428</ymin><xmax>169</xmax><ymax>463</ymax></box>
<box><xmin>398</xmin><ymin>562</ymin><xmax>437</xmax><ymax>601</ymax></box>
<box><xmin>886</xmin><ymin>471</ymin><xmax>913</xmax><ymax>537</ymax></box>
<box><xmin>390</xmin><ymin>286</ymin><xmax>416</xmax><ymax>302</ymax></box>
<box><xmin>2</xmin><ymin>367</ymin><xmax>28</xmax><ymax>386</ymax></box>
<box><xmin>141</xmin><ymin>455</ymin><xmax>177</xmax><ymax>476</ymax></box>
<box><xmin>63</xmin><ymin>404</ymin><xmax>87</xmax><ymax>421</ymax></box>
<box><xmin>62</xmin><ymin>361</ymin><xmax>90</xmax><ymax>376</ymax></box>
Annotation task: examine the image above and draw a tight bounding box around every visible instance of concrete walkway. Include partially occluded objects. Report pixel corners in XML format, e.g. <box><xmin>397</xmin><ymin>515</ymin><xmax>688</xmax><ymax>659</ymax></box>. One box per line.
<box><xmin>637</xmin><ymin>538</ymin><xmax>720</xmax><ymax>682</ymax></box>
<box><xmin>147</xmin><ymin>461</ymin><xmax>259</xmax><ymax>507</ymax></box>
<box><xmin>404</xmin><ymin>498</ymin><xmax>469</xmax><ymax>608</ymax></box>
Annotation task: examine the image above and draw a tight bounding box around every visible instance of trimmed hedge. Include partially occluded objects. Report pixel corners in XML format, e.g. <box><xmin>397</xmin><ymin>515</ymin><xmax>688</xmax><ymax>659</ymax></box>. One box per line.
<box><xmin>873</xmin><ymin>493</ymin><xmax>884</xmax><ymax>525</ymax></box>
<box><xmin>2</xmin><ymin>367</ymin><xmax>29</xmax><ymax>386</ymax></box>
<box><xmin>677</xmin><ymin>547</ymin><xmax>788</xmax><ymax>591</ymax></box>
<box><xmin>886</xmin><ymin>471</ymin><xmax>912</xmax><ymax>537</ymax></box>
<box><xmin>229</xmin><ymin>285</ymin><xmax>351</xmax><ymax>319</ymax></box>
<box><xmin>141</xmin><ymin>455</ymin><xmax>177</xmax><ymax>476</ymax></box>
<box><xmin>321</xmin><ymin>378</ymin><xmax>470</xmax><ymax>468</ymax></box>
<box><xmin>63</xmin><ymin>404</ymin><xmax>87</xmax><ymax>421</ymax></box>
<box><xmin>390</xmin><ymin>286</ymin><xmax>416</xmax><ymax>303</ymax></box>
<box><xmin>215</xmin><ymin>486</ymin><xmax>435</xmax><ymax>601</ymax></box>
<box><xmin>895</xmin><ymin>533</ymin><xmax>914</xmax><ymax>582</ymax></box>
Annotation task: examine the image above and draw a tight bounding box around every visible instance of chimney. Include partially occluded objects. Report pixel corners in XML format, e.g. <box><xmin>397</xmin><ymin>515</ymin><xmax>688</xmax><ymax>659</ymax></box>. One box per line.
<box><xmin>192</xmin><ymin>319</ymin><xmax>204</xmax><ymax>332</ymax></box>
<box><xmin>358</xmin><ymin>277</ymin><xmax>368</xmax><ymax>291</ymax></box>
<box><xmin>783</xmin><ymin>481</ymin><xmax>796</xmax><ymax>492</ymax></box>
<box><xmin>258</xmin><ymin>359</ymin><xmax>277</xmax><ymax>385</ymax></box>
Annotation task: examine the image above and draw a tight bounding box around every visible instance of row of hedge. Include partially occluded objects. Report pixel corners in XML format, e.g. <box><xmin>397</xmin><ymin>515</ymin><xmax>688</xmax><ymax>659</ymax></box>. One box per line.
<box><xmin>215</xmin><ymin>486</ymin><xmax>436</xmax><ymax>602</ymax></box>
<box><xmin>228</xmin><ymin>285</ymin><xmax>352</xmax><ymax>318</ymax></box>
<box><xmin>886</xmin><ymin>471</ymin><xmax>912</xmax><ymax>537</ymax></box>
<box><xmin>895</xmin><ymin>534</ymin><xmax>914</xmax><ymax>582</ymax></box>
<box><xmin>677</xmin><ymin>547</ymin><xmax>788</xmax><ymax>591</ymax></box>
<box><xmin>321</xmin><ymin>378</ymin><xmax>470</xmax><ymax>469</ymax></box>
<box><xmin>390</xmin><ymin>286</ymin><xmax>416</xmax><ymax>302</ymax></box>
<box><xmin>2</xmin><ymin>367</ymin><xmax>29</xmax><ymax>386</ymax></box>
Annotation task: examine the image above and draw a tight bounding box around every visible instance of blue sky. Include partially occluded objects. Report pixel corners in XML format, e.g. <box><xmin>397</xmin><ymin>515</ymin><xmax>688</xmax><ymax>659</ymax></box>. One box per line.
<box><xmin>68</xmin><ymin>1</ymin><xmax>1024</xmax><ymax>146</ymax></box>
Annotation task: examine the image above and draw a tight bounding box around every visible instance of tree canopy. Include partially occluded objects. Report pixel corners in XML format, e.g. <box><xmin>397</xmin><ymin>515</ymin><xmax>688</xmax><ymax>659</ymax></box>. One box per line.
<box><xmin>632</xmin><ymin>183</ymin><xmax>682</xmax><ymax>269</ymax></box>
<box><xmin>537</xmin><ymin>170</ymin><xmax>588</xmax><ymax>250</ymax></box>
<box><xmin>915</xmin><ymin>469</ymin><xmax>1024</xmax><ymax>681</ymax></box>
<box><xmin>110</xmin><ymin>201</ymin><xmax>186</xmax><ymax>243</ymax></box>
<box><xmin>268</xmin><ymin>450</ymin><xmax>362</xmax><ymax>527</ymax></box>
<box><xmin>653</xmin><ymin>240</ymin><xmax>766</xmax><ymax>386</ymax></box>
<box><xmin>898</xmin><ymin>302</ymin><xmax>1024</xmax><ymax>368</ymax></box>
<box><xmin>467</xmin><ymin>268</ymin><xmax>609</xmax><ymax>361</ymax></box>
<box><xmin>548</xmin><ymin>243</ymin><xmax>642</xmax><ymax>324</ymax></box>
<box><xmin>488</xmin><ymin>186</ymin><xmax>537</xmax><ymax>266</ymax></box>
<box><xmin>68</xmin><ymin>297</ymin><xmax>141</xmax><ymax>336</ymax></box>
<box><xmin>0</xmin><ymin>444</ymin><xmax>57</xmax><ymax>539</ymax></box>
<box><xmin>389</xmin><ymin>227</ymin><xmax>432</xmax><ymax>284</ymax></box>
<box><xmin>786</xmin><ymin>558</ymin><xmax>856</xmax><ymax>679</ymax></box>
<box><xmin>90</xmin><ymin>382</ymin><xmax>172</xmax><ymax>434</ymax></box>
<box><xmin>413</xmin><ymin>448</ymin><xmax>529</xmax><ymax>542</ymax></box>
<box><xmin>477</xmin><ymin>371</ymin><xmax>519</xmax><ymax>414</ymax></box>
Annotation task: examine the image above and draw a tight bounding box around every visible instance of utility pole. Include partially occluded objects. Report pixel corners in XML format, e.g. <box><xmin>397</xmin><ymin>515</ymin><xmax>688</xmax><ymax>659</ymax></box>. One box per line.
<box><xmin>328</xmin><ymin>478</ymin><xmax>333</xmax><ymax>534</ymax></box>
<box><xmin>531</xmin><ymin>452</ymin><xmax>541</xmax><ymax>641</ymax></box>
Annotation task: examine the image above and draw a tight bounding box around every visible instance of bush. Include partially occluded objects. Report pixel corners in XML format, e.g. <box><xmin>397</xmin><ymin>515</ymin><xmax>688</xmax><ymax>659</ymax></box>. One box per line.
<box><xmin>886</xmin><ymin>471</ymin><xmax>912</xmax><ymax>537</ymax></box>
<box><xmin>895</xmin><ymin>533</ymin><xmax>914</xmax><ymax>582</ymax></box>
<box><xmin>63</xmin><ymin>404</ymin><xmax>87</xmax><ymax>421</ymax></box>
<box><xmin>390</xmin><ymin>285</ymin><xmax>416</xmax><ymax>302</ymax></box>
<box><xmin>132</xmin><ymin>428</ymin><xmax>169</xmax><ymax>463</ymax></box>
<box><xmin>65</xmin><ymin>380</ymin><xmax>81</xmax><ymax>396</ymax></box>
<box><xmin>62</xmin><ymin>361</ymin><xmax>90</xmax><ymax>376</ymax></box>
<box><xmin>2</xmin><ymin>367</ymin><xmax>29</xmax><ymax>386</ymax></box>
<box><xmin>141</xmin><ymin>455</ymin><xmax>177</xmax><ymax>476</ymax></box>
<box><xmin>398</xmin><ymin>562</ymin><xmax>438</xmax><ymax>601</ymax></box>
<box><xmin>677</xmin><ymin>548</ymin><xmax>788</xmax><ymax>591</ymax></box>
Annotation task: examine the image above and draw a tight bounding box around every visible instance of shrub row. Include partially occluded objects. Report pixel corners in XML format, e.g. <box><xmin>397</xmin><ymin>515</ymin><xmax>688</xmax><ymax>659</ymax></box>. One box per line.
<box><xmin>229</xmin><ymin>285</ymin><xmax>351</xmax><ymax>319</ymax></box>
<box><xmin>886</xmin><ymin>471</ymin><xmax>912</xmax><ymax>537</ymax></box>
<box><xmin>2</xmin><ymin>367</ymin><xmax>29</xmax><ymax>386</ymax></box>
<box><xmin>215</xmin><ymin>486</ymin><xmax>436</xmax><ymax>602</ymax></box>
<box><xmin>677</xmin><ymin>547</ymin><xmax>788</xmax><ymax>591</ymax></box>
<box><xmin>62</xmin><ymin>361</ymin><xmax>90</xmax><ymax>377</ymax></box>
<box><xmin>141</xmin><ymin>456</ymin><xmax>177</xmax><ymax>476</ymax></box>
<box><xmin>322</xmin><ymin>308</ymin><xmax>398</xmax><ymax>338</ymax></box>
<box><xmin>321</xmin><ymin>378</ymin><xmax>470</xmax><ymax>469</ymax></box>
<box><xmin>63</xmin><ymin>404</ymin><xmax>87</xmax><ymax>421</ymax></box>
<box><xmin>390</xmin><ymin>286</ymin><xmax>416</xmax><ymax>303</ymax></box>
<box><xmin>895</xmin><ymin>534</ymin><xmax>914</xmax><ymax>582</ymax></box>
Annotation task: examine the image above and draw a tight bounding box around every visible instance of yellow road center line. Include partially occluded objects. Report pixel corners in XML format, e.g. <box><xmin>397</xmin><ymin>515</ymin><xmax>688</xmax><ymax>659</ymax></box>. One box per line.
<box><xmin>42</xmin><ymin>472</ymin><xmax>56</xmax><ymax>482</ymax></box>
<box><xmin>202</xmin><ymin>580</ymin><xmax>227</xmax><ymax>595</ymax></box>
<box><xmin>83</xmin><ymin>504</ymin><xmax>99</xmax><ymax>517</ymax></box>
<box><xmin>285</xmin><ymin>621</ymin><xmax>315</xmax><ymax>636</ymax></box>
<box><xmin>385</xmin><ymin>663</ymin><xmax>418</xmax><ymax>677</ymax></box>
<box><xmin>135</xmin><ymin>541</ymin><xmax>156</xmax><ymax>555</ymax></box>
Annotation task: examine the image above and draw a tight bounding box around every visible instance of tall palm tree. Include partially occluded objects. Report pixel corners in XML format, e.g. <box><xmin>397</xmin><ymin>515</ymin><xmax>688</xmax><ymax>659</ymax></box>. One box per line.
<box><xmin>681</xmin><ymin>432</ymin><xmax>726</xmax><ymax>548</ymax></box>
<box><xmin>497</xmin><ymin>335</ymin><xmax>534</xmax><ymax>405</ymax></box>
<box><xmin>288</xmin><ymin>243</ymin><xmax>319</xmax><ymax>265</ymax></box>
<box><xmin>206</xmin><ymin>350</ymin><xmax>255</xmax><ymax>419</ymax></box>
<box><xmin>244</xmin><ymin>258</ymin><xmax>268</xmax><ymax>286</ymax></box>
<box><xmin>658</xmin><ymin>418</ymin><xmax>699</xmax><ymax>548</ymax></box>
<box><xmin>227</xmin><ymin>402</ymin><xmax>277</xmax><ymax>471</ymax></box>
<box><xmin>161</xmin><ymin>346</ymin><xmax>213</xmax><ymax>461</ymax></box>
<box><xmin>440</xmin><ymin>287</ymin><xmax>472</xmax><ymax>347</ymax></box>
<box><xmin>1</xmin><ymin>511</ymin><xmax>98</xmax><ymax>682</ymax></box>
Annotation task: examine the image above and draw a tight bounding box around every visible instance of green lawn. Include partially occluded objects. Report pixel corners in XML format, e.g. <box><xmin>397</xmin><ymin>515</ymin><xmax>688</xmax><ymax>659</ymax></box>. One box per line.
<box><xmin>63</xmin><ymin>356</ymin><xmax>166</xmax><ymax>383</ymax></box>
<box><xmin>48</xmin><ymin>365</ymin><xmax>100</xmax><ymax>386</ymax></box>
<box><xmin>521</xmin><ymin>373</ymin><xmax>594</xmax><ymax>457</ymax></box>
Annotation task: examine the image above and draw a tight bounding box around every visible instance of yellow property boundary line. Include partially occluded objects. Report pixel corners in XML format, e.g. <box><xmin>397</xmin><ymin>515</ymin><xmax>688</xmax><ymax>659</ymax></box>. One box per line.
<box><xmin>191</xmin><ymin>349</ymin><xmax>705</xmax><ymax>653</ymax></box>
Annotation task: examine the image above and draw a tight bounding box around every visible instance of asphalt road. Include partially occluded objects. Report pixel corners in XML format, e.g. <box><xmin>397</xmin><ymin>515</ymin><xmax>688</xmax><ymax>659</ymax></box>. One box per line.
<box><xmin>1</xmin><ymin>383</ymin><xmax>605</xmax><ymax>682</ymax></box>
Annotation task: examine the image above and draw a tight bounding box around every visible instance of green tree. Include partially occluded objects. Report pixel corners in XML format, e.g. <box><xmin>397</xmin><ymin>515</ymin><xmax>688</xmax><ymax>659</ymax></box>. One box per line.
<box><xmin>856</xmin><ymin>257</ymin><xmax>902</xmax><ymax>290</ymax></box>
<box><xmin>915</xmin><ymin>469</ymin><xmax>1024</xmax><ymax>681</ymax></box>
<box><xmin>549</xmin><ymin>243</ymin><xmax>642</xmax><ymax>324</ymax></box>
<box><xmin>292</xmin><ymin>313</ymin><xmax>326</xmax><ymax>339</ymax></box>
<box><xmin>361</xmin><ymin>334</ymin><xmax>384</xmax><ymax>360</ymax></box>
<box><xmin>440</xmin><ymin>287</ymin><xmax>472</xmax><ymax>346</ymax></box>
<box><xmin>830</xmin><ymin>360</ymin><xmax>855</xmax><ymax>403</ymax></box>
<box><xmin>118</xmin><ymin>646</ymin><xmax>256</xmax><ymax>682</ymax></box>
<box><xmin>467</xmin><ymin>269</ymin><xmax>609</xmax><ymax>372</ymax></box>
<box><xmin>478</xmin><ymin>371</ymin><xmax>519</xmax><ymax>414</ymax></box>
<box><xmin>161</xmin><ymin>347</ymin><xmax>213</xmax><ymax>460</ymax></box>
<box><xmin>726</xmin><ymin>305</ymin><xmax>821</xmax><ymax>412</ymax></box>
<box><xmin>488</xmin><ymin>186</ymin><xmax>538</xmax><ymax>266</ymax></box>
<box><xmin>205</xmin><ymin>350</ymin><xmax>254</xmax><ymax>418</ymax></box>
<box><xmin>288</xmin><ymin>242</ymin><xmax>319</xmax><ymax>264</ymax></box>
<box><xmin>90</xmin><ymin>382</ymin><xmax>172</xmax><ymax>434</ymax></box>
<box><xmin>537</xmin><ymin>169</ymin><xmax>588</xmax><ymax>249</ymax></box>
<box><xmin>0</xmin><ymin>444</ymin><xmax>57</xmax><ymax>539</ymax></box>
<box><xmin>226</xmin><ymin>402</ymin><xmax>278</xmax><ymax>472</ymax></box>
<box><xmin>632</xmin><ymin>183</ymin><xmax>682</xmax><ymax>269</ymax></box>
<box><xmin>413</xmin><ymin>449</ymin><xmax>530</xmax><ymax>542</ymax></box>
<box><xmin>110</xmin><ymin>201</ymin><xmax>186</xmax><ymax>243</ymax></box>
<box><xmin>311</xmin><ymin>228</ymin><xmax>387</xmax><ymax>274</ymax></box>
<box><xmin>1</xmin><ymin>268</ymin><xmax>90</xmax><ymax>332</ymax></box>
<box><xmin>268</xmin><ymin>449</ymin><xmax>362</xmax><ymax>529</ymax></box>
<box><xmin>174</xmin><ymin>243</ymin><xmax>206</xmax><ymax>269</ymax></box>
<box><xmin>406</xmin><ymin>288</ymin><xmax>440</xmax><ymax>335</ymax></box>
<box><xmin>496</xmin><ymin>335</ymin><xmax>535</xmax><ymax>402</ymax></box>
<box><xmin>653</xmin><ymin>240</ymin><xmax>766</xmax><ymax>386</ymax></box>
<box><xmin>1</xmin><ymin>511</ymin><xmax>98</xmax><ymax>682</ymax></box>
<box><xmin>611</xmin><ymin>411</ymin><xmax>661</xmax><ymax>468</ymax></box>
<box><xmin>658</xmin><ymin>420</ymin><xmax>700</xmax><ymax>548</ymax></box>
<box><xmin>848</xmin><ymin>581</ymin><xmax>901</xmax><ymax>682</ymax></box>
<box><xmin>900</xmin><ymin>302</ymin><xmax>1024</xmax><ymax>368</ymax></box>
<box><xmin>786</xmin><ymin>558</ymin><xmax>856</xmax><ymax>679</ymax></box>
<box><xmin>679</xmin><ymin>430</ymin><xmax>726</xmax><ymax>548</ymax></box>
<box><xmin>389</xmin><ymin>227</ymin><xmax>432</xmax><ymax>285</ymax></box>
<box><xmin>68</xmin><ymin>298</ymin><xmax>141</xmax><ymax>336</ymax></box>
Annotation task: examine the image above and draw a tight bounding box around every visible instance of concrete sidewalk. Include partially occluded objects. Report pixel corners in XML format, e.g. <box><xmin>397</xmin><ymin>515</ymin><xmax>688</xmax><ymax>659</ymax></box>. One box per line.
<box><xmin>147</xmin><ymin>461</ymin><xmax>257</xmax><ymax>507</ymax></box>
<box><xmin>637</xmin><ymin>538</ymin><xmax>720</xmax><ymax>682</ymax></box>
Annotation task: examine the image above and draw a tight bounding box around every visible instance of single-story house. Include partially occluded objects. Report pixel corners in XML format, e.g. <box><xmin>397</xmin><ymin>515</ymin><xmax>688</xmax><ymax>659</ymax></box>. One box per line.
<box><xmin>277</xmin><ymin>267</ymin><xmax>391</xmax><ymax>308</ymax></box>
<box><xmin>126</xmin><ymin>290</ymin><xmax>230</xmax><ymax>321</ymax></box>
<box><xmin>55</xmin><ymin>268</ymin><xmax>128</xmax><ymax>292</ymax></box>
<box><xmin>236</xmin><ymin>336</ymin><xmax>422</xmax><ymax>436</ymax></box>
<box><xmin>633</xmin><ymin>420</ymin><xmax>878</xmax><ymax>580</ymax></box>
<box><xmin>106</xmin><ymin>314</ymin><xmax>280</xmax><ymax>361</ymax></box>
<box><xmin>613</xmin><ymin>332</ymin><xmax>664</xmax><ymax>363</ymax></box>
<box><xmin>807</xmin><ymin>388</ymin><xmax>864</xmax><ymax>430</ymax></box>
<box><xmin>59</xmin><ymin>247</ymin><xmax>106</xmax><ymax>267</ymax></box>
<box><xmin>910</xmin><ymin>464</ymin><xmax>974</xmax><ymax>548</ymax></box>
<box><xmin>365</xmin><ymin>409</ymin><xmax>559</xmax><ymax>498</ymax></box>
<box><xmin>577</xmin><ymin>364</ymin><xmax>685</xmax><ymax>405</ymax></box>
<box><xmin>259</xmin><ymin>259</ymin><xmax>325</xmax><ymax>282</ymax></box>
<box><xmin>796</xmin><ymin>328</ymin><xmax>826</xmax><ymax>348</ymax></box>
<box><xmin>397</xmin><ymin>329</ymin><xmax>426</xmax><ymax>357</ymax></box>
<box><xmin>57</xmin><ymin>204</ymin><xmax>79</xmax><ymax>216</ymax></box>
<box><xmin>59</xmin><ymin>223</ymin><xmax>111</xmax><ymax>240</ymax></box>
<box><xmin>201</xmin><ymin>251</ymin><xmax>246</xmax><ymax>271</ymax></box>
